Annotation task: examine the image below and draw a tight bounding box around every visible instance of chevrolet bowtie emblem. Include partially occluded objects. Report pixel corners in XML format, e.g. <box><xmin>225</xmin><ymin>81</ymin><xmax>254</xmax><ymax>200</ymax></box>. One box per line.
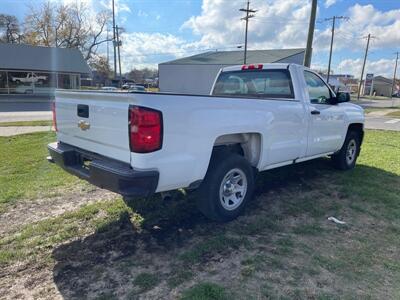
<box><xmin>78</xmin><ymin>120</ymin><xmax>90</xmax><ymax>131</ymax></box>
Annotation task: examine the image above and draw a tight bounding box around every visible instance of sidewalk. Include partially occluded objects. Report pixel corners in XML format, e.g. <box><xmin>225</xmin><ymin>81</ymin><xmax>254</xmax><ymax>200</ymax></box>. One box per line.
<box><xmin>0</xmin><ymin>111</ymin><xmax>52</xmax><ymax>122</ymax></box>
<box><xmin>354</xmin><ymin>97</ymin><xmax>400</xmax><ymax>108</ymax></box>
<box><xmin>0</xmin><ymin>126</ymin><xmax>53</xmax><ymax>137</ymax></box>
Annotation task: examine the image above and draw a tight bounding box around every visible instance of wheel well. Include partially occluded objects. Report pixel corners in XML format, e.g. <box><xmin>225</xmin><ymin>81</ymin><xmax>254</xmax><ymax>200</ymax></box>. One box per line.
<box><xmin>348</xmin><ymin>123</ymin><xmax>364</xmax><ymax>143</ymax></box>
<box><xmin>212</xmin><ymin>133</ymin><xmax>261</xmax><ymax>168</ymax></box>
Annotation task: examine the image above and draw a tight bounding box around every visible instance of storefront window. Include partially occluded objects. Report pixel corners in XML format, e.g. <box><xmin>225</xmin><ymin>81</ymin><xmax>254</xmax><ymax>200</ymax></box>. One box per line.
<box><xmin>1</xmin><ymin>71</ymin><xmax>81</xmax><ymax>94</ymax></box>
<box><xmin>33</xmin><ymin>72</ymin><xmax>56</xmax><ymax>95</ymax></box>
<box><xmin>58</xmin><ymin>74</ymin><xmax>71</xmax><ymax>89</ymax></box>
<box><xmin>0</xmin><ymin>72</ymin><xmax>8</xmax><ymax>94</ymax></box>
<box><xmin>71</xmin><ymin>74</ymin><xmax>80</xmax><ymax>89</ymax></box>
<box><xmin>8</xmin><ymin>71</ymin><xmax>33</xmax><ymax>94</ymax></box>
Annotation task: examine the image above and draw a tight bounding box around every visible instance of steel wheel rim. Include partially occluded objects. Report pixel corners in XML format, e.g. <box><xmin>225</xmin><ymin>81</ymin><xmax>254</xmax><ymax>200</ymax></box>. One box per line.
<box><xmin>346</xmin><ymin>139</ymin><xmax>357</xmax><ymax>165</ymax></box>
<box><xmin>219</xmin><ymin>168</ymin><xmax>247</xmax><ymax>211</ymax></box>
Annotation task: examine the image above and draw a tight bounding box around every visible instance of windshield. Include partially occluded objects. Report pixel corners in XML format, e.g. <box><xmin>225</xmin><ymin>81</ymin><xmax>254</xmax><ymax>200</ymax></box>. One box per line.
<box><xmin>212</xmin><ymin>69</ymin><xmax>294</xmax><ymax>99</ymax></box>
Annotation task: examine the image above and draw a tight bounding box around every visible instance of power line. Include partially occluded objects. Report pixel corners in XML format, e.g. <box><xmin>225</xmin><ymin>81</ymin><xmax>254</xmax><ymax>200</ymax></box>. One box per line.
<box><xmin>252</xmin><ymin>18</ymin><xmax>308</xmax><ymax>24</ymax></box>
<box><xmin>122</xmin><ymin>46</ymin><xmax>243</xmax><ymax>58</ymax></box>
<box><xmin>240</xmin><ymin>1</ymin><xmax>257</xmax><ymax>64</ymax></box>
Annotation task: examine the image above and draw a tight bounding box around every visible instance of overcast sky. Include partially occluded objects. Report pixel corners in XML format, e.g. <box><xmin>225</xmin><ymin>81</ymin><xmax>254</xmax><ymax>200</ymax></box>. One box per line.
<box><xmin>2</xmin><ymin>0</ymin><xmax>400</xmax><ymax>77</ymax></box>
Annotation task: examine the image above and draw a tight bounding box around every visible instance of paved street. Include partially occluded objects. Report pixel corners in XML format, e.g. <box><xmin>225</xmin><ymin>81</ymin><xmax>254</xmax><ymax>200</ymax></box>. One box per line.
<box><xmin>354</xmin><ymin>98</ymin><xmax>400</xmax><ymax>131</ymax></box>
<box><xmin>0</xmin><ymin>101</ymin><xmax>52</xmax><ymax>122</ymax></box>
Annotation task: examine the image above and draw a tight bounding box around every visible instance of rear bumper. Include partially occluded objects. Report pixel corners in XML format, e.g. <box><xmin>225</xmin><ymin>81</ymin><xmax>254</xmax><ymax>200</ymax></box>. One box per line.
<box><xmin>47</xmin><ymin>142</ymin><xmax>158</xmax><ymax>197</ymax></box>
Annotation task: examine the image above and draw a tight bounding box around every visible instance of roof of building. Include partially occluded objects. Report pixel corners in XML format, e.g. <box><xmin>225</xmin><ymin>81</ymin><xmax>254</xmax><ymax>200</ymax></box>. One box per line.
<box><xmin>160</xmin><ymin>48</ymin><xmax>305</xmax><ymax>65</ymax></box>
<box><xmin>373</xmin><ymin>76</ymin><xmax>393</xmax><ymax>85</ymax></box>
<box><xmin>0</xmin><ymin>43</ymin><xmax>91</xmax><ymax>74</ymax></box>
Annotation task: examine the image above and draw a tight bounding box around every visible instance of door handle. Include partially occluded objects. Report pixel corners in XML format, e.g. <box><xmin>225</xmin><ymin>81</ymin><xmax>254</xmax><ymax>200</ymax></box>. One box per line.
<box><xmin>311</xmin><ymin>110</ymin><xmax>320</xmax><ymax>115</ymax></box>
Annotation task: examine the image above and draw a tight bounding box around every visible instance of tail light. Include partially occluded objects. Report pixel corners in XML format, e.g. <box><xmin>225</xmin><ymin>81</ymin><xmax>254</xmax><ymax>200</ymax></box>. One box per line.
<box><xmin>52</xmin><ymin>102</ymin><xmax>58</xmax><ymax>132</ymax></box>
<box><xmin>129</xmin><ymin>106</ymin><xmax>163</xmax><ymax>153</ymax></box>
<box><xmin>241</xmin><ymin>64</ymin><xmax>263</xmax><ymax>70</ymax></box>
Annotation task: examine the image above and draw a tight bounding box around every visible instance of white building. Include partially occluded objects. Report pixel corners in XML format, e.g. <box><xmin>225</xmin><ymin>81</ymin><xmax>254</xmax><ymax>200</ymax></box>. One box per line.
<box><xmin>159</xmin><ymin>48</ymin><xmax>305</xmax><ymax>95</ymax></box>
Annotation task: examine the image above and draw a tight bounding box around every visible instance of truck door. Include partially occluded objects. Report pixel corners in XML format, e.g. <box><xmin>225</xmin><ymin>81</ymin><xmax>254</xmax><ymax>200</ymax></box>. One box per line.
<box><xmin>304</xmin><ymin>71</ymin><xmax>346</xmax><ymax>156</ymax></box>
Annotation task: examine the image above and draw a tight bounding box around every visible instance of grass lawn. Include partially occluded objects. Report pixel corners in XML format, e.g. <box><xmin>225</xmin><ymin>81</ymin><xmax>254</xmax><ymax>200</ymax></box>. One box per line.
<box><xmin>0</xmin><ymin>132</ymin><xmax>84</xmax><ymax>210</ymax></box>
<box><xmin>0</xmin><ymin>130</ymin><xmax>399</xmax><ymax>299</ymax></box>
<box><xmin>0</xmin><ymin>120</ymin><xmax>53</xmax><ymax>127</ymax></box>
<box><xmin>386</xmin><ymin>110</ymin><xmax>400</xmax><ymax>118</ymax></box>
<box><xmin>146</xmin><ymin>87</ymin><xmax>160</xmax><ymax>92</ymax></box>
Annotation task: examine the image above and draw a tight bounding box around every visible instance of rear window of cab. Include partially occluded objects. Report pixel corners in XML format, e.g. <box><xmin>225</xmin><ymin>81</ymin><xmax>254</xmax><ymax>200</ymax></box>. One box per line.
<box><xmin>212</xmin><ymin>69</ymin><xmax>294</xmax><ymax>99</ymax></box>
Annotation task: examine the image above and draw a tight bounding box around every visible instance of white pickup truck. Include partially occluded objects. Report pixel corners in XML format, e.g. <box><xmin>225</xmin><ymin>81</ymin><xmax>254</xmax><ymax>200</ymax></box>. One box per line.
<box><xmin>11</xmin><ymin>73</ymin><xmax>47</xmax><ymax>84</ymax></box>
<box><xmin>48</xmin><ymin>63</ymin><xmax>364</xmax><ymax>221</ymax></box>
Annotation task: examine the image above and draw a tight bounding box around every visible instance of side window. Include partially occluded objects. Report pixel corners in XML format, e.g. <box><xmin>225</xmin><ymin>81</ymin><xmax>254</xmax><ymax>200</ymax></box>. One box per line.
<box><xmin>304</xmin><ymin>71</ymin><xmax>332</xmax><ymax>104</ymax></box>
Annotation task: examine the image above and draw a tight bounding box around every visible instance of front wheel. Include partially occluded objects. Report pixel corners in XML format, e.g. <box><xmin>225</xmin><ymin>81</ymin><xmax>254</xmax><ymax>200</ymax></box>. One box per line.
<box><xmin>331</xmin><ymin>131</ymin><xmax>361</xmax><ymax>170</ymax></box>
<box><xmin>196</xmin><ymin>153</ymin><xmax>255</xmax><ymax>222</ymax></box>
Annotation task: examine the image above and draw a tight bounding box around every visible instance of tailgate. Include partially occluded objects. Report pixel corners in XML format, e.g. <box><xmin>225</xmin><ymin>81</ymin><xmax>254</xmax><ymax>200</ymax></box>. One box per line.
<box><xmin>55</xmin><ymin>91</ymin><xmax>131</xmax><ymax>163</ymax></box>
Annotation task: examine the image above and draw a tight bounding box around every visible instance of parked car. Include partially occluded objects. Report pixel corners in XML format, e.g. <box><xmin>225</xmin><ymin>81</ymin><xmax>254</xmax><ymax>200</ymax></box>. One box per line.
<box><xmin>11</xmin><ymin>73</ymin><xmax>47</xmax><ymax>84</ymax></box>
<box><xmin>122</xmin><ymin>83</ymin><xmax>134</xmax><ymax>89</ymax></box>
<box><xmin>101</xmin><ymin>86</ymin><xmax>118</xmax><ymax>91</ymax></box>
<box><xmin>48</xmin><ymin>63</ymin><xmax>365</xmax><ymax>222</ymax></box>
<box><xmin>128</xmin><ymin>85</ymin><xmax>146</xmax><ymax>93</ymax></box>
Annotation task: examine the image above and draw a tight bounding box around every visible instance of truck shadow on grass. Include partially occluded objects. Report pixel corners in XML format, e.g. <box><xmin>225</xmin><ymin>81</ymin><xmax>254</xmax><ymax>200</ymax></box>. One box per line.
<box><xmin>51</xmin><ymin>159</ymin><xmax>400</xmax><ymax>299</ymax></box>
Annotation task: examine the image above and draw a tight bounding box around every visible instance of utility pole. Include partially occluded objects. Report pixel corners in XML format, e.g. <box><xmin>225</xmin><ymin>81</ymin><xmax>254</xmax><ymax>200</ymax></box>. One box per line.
<box><xmin>304</xmin><ymin>0</ymin><xmax>317</xmax><ymax>67</ymax></box>
<box><xmin>391</xmin><ymin>51</ymin><xmax>399</xmax><ymax>107</ymax></box>
<box><xmin>325</xmin><ymin>16</ymin><xmax>347</xmax><ymax>84</ymax></box>
<box><xmin>116</xmin><ymin>25</ymin><xmax>122</xmax><ymax>88</ymax></box>
<box><xmin>357</xmin><ymin>34</ymin><xmax>372</xmax><ymax>101</ymax></box>
<box><xmin>112</xmin><ymin>0</ymin><xmax>117</xmax><ymax>79</ymax></box>
<box><xmin>240</xmin><ymin>1</ymin><xmax>256</xmax><ymax>64</ymax></box>
<box><xmin>106</xmin><ymin>25</ymin><xmax>110</xmax><ymax>67</ymax></box>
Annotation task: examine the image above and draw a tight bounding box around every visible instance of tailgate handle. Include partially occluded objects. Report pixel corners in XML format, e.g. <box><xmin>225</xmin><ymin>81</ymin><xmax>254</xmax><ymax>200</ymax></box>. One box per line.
<box><xmin>77</xmin><ymin>104</ymin><xmax>89</xmax><ymax>118</ymax></box>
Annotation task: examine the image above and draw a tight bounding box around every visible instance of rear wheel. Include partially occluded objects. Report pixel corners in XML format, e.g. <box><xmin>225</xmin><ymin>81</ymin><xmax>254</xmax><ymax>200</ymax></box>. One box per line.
<box><xmin>331</xmin><ymin>131</ymin><xmax>361</xmax><ymax>170</ymax></box>
<box><xmin>196</xmin><ymin>153</ymin><xmax>255</xmax><ymax>222</ymax></box>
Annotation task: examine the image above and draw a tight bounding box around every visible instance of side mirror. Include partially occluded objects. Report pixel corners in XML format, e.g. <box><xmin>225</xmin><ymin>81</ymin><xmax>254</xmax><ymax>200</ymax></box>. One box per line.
<box><xmin>330</xmin><ymin>96</ymin><xmax>338</xmax><ymax>105</ymax></box>
<box><xmin>336</xmin><ymin>92</ymin><xmax>350</xmax><ymax>103</ymax></box>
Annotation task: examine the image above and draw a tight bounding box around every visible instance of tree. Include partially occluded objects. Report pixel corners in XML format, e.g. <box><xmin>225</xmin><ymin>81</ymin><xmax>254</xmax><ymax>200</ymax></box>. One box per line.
<box><xmin>23</xmin><ymin>1</ymin><xmax>112</xmax><ymax>61</ymax></box>
<box><xmin>0</xmin><ymin>14</ymin><xmax>22</xmax><ymax>43</ymax></box>
<box><xmin>126</xmin><ymin>68</ymin><xmax>158</xmax><ymax>84</ymax></box>
<box><xmin>89</xmin><ymin>55</ymin><xmax>112</xmax><ymax>78</ymax></box>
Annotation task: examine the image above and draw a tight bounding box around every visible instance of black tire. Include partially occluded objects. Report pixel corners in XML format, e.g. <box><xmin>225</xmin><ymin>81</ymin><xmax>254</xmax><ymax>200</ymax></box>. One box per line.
<box><xmin>331</xmin><ymin>131</ymin><xmax>361</xmax><ymax>170</ymax></box>
<box><xmin>196</xmin><ymin>153</ymin><xmax>255</xmax><ymax>222</ymax></box>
